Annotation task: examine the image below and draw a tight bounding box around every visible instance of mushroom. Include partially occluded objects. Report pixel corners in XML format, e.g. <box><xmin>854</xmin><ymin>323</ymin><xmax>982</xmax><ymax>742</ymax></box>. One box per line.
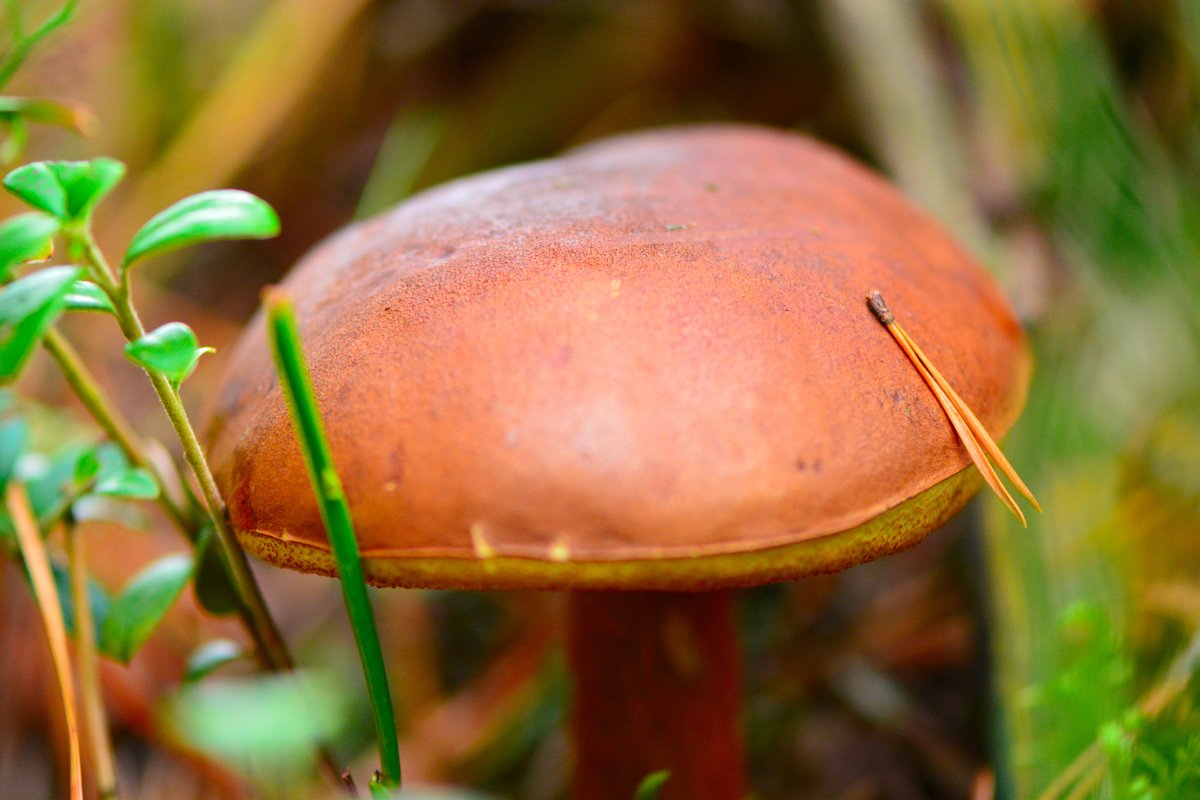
<box><xmin>205</xmin><ymin>125</ymin><xmax>1030</xmax><ymax>799</ymax></box>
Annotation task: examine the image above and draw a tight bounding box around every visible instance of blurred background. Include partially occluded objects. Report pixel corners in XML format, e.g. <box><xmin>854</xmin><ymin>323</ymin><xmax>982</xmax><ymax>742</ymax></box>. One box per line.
<box><xmin>3</xmin><ymin>0</ymin><xmax>1200</xmax><ymax>798</ymax></box>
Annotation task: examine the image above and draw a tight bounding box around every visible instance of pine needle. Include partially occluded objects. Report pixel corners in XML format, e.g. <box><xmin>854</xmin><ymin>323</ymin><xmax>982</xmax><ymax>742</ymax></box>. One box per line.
<box><xmin>867</xmin><ymin>290</ymin><xmax>1040</xmax><ymax>526</ymax></box>
<box><xmin>893</xmin><ymin>323</ymin><xmax>1042</xmax><ymax>511</ymax></box>
<box><xmin>8</xmin><ymin>482</ymin><xmax>84</xmax><ymax>800</ymax></box>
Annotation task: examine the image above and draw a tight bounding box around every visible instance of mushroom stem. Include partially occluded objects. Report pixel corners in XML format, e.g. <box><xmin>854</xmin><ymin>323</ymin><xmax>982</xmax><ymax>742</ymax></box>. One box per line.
<box><xmin>566</xmin><ymin>590</ymin><xmax>746</xmax><ymax>800</ymax></box>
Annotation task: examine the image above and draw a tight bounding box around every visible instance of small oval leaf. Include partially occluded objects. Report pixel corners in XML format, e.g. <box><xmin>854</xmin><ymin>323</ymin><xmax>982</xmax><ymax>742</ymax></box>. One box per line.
<box><xmin>93</xmin><ymin>466</ymin><xmax>159</xmax><ymax>499</ymax></box>
<box><xmin>70</xmin><ymin>495</ymin><xmax>152</xmax><ymax>529</ymax></box>
<box><xmin>3</xmin><ymin>163</ymin><xmax>67</xmax><ymax>217</ymax></box>
<box><xmin>124</xmin><ymin>322</ymin><xmax>206</xmax><ymax>385</ymax></box>
<box><xmin>0</xmin><ymin>416</ymin><xmax>28</xmax><ymax>491</ymax></box>
<box><xmin>73</xmin><ymin>446</ymin><xmax>102</xmax><ymax>483</ymax></box>
<box><xmin>63</xmin><ymin>280</ymin><xmax>113</xmax><ymax>313</ymax></box>
<box><xmin>193</xmin><ymin>526</ymin><xmax>241</xmax><ymax>616</ymax></box>
<box><xmin>123</xmin><ymin>190</ymin><xmax>280</xmax><ymax>268</ymax></box>
<box><xmin>4</xmin><ymin>158</ymin><xmax>125</xmax><ymax>220</ymax></box>
<box><xmin>0</xmin><ymin>97</ymin><xmax>95</xmax><ymax>135</ymax></box>
<box><xmin>99</xmin><ymin>553</ymin><xmax>194</xmax><ymax>663</ymax></box>
<box><xmin>184</xmin><ymin>639</ymin><xmax>244</xmax><ymax>683</ymax></box>
<box><xmin>0</xmin><ymin>212</ymin><xmax>59</xmax><ymax>277</ymax></box>
<box><xmin>0</xmin><ymin>265</ymin><xmax>83</xmax><ymax>381</ymax></box>
<box><xmin>52</xmin><ymin>559</ymin><xmax>111</xmax><ymax>638</ymax></box>
<box><xmin>634</xmin><ymin>771</ymin><xmax>671</xmax><ymax>800</ymax></box>
<box><xmin>163</xmin><ymin>671</ymin><xmax>349</xmax><ymax>769</ymax></box>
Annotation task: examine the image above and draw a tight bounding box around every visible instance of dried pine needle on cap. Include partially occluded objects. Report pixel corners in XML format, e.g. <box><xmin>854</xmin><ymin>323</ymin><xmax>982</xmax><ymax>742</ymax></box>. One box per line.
<box><xmin>867</xmin><ymin>290</ymin><xmax>1041</xmax><ymax>526</ymax></box>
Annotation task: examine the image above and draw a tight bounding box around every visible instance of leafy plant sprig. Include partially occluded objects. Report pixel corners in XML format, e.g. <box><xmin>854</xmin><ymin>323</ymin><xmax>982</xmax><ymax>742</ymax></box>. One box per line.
<box><xmin>0</xmin><ymin>6</ymin><xmax>363</xmax><ymax>795</ymax></box>
<box><xmin>0</xmin><ymin>158</ymin><xmax>297</xmax><ymax>672</ymax></box>
<box><xmin>0</xmin><ymin>396</ymin><xmax>212</xmax><ymax>800</ymax></box>
<box><xmin>0</xmin><ymin>0</ymin><xmax>91</xmax><ymax>165</ymax></box>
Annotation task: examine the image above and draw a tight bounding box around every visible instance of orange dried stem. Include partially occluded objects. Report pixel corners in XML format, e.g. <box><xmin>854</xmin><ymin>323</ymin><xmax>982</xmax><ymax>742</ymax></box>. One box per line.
<box><xmin>8</xmin><ymin>483</ymin><xmax>84</xmax><ymax>800</ymax></box>
<box><xmin>893</xmin><ymin>323</ymin><xmax>1042</xmax><ymax>512</ymax></box>
<box><xmin>867</xmin><ymin>290</ymin><xmax>1037</xmax><ymax>525</ymax></box>
<box><xmin>886</xmin><ymin>321</ymin><xmax>1026</xmax><ymax>526</ymax></box>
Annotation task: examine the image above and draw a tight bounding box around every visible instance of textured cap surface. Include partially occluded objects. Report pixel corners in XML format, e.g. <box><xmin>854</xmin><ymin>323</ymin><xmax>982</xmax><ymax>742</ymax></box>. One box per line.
<box><xmin>205</xmin><ymin>125</ymin><xmax>1030</xmax><ymax>590</ymax></box>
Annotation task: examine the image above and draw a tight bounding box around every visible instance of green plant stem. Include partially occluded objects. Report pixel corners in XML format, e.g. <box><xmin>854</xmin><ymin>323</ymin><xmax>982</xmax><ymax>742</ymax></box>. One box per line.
<box><xmin>41</xmin><ymin>327</ymin><xmax>196</xmax><ymax>536</ymax></box>
<box><xmin>67</xmin><ymin>522</ymin><xmax>119</xmax><ymax>800</ymax></box>
<box><xmin>0</xmin><ymin>0</ymin><xmax>77</xmax><ymax>90</ymax></box>
<box><xmin>266</xmin><ymin>289</ymin><xmax>402</xmax><ymax>790</ymax></box>
<box><xmin>73</xmin><ymin>229</ymin><xmax>293</xmax><ymax>673</ymax></box>
<box><xmin>63</xmin><ymin>228</ymin><xmax>351</xmax><ymax>794</ymax></box>
<box><xmin>4</xmin><ymin>0</ymin><xmax>22</xmax><ymax>44</ymax></box>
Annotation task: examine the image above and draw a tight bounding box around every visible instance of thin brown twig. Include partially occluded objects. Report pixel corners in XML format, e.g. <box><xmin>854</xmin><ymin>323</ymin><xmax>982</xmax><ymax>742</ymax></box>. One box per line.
<box><xmin>67</xmin><ymin>522</ymin><xmax>120</xmax><ymax>799</ymax></box>
<box><xmin>7</xmin><ymin>482</ymin><xmax>83</xmax><ymax>800</ymax></box>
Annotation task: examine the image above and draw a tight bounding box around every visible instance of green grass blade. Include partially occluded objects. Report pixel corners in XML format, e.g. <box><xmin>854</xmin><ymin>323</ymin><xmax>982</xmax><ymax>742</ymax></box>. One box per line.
<box><xmin>264</xmin><ymin>287</ymin><xmax>402</xmax><ymax>789</ymax></box>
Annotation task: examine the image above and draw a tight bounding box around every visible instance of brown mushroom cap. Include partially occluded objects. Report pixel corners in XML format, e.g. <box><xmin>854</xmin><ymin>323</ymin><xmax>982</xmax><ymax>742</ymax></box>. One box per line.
<box><xmin>205</xmin><ymin>125</ymin><xmax>1030</xmax><ymax>591</ymax></box>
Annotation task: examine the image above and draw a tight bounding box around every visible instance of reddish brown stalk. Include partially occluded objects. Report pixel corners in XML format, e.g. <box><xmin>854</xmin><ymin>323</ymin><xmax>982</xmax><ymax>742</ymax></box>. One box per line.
<box><xmin>566</xmin><ymin>591</ymin><xmax>745</xmax><ymax>800</ymax></box>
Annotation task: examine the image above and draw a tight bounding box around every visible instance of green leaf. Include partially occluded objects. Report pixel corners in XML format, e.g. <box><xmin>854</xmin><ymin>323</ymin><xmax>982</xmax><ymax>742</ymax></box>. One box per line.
<box><xmin>70</xmin><ymin>495</ymin><xmax>152</xmax><ymax>529</ymax></box>
<box><xmin>124</xmin><ymin>322</ymin><xmax>212</xmax><ymax>386</ymax></box>
<box><xmin>63</xmin><ymin>280</ymin><xmax>112</xmax><ymax>313</ymax></box>
<box><xmin>192</xmin><ymin>526</ymin><xmax>241</xmax><ymax>616</ymax></box>
<box><xmin>0</xmin><ymin>416</ymin><xmax>28</xmax><ymax>490</ymax></box>
<box><xmin>184</xmin><ymin>639</ymin><xmax>244</xmax><ymax>683</ymax></box>
<box><xmin>0</xmin><ymin>212</ymin><xmax>58</xmax><ymax>277</ymax></box>
<box><xmin>634</xmin><ymin>771</ymin><xmax>671</xmax><ymax>800</ymax></box>
<box><xmin>123</xmin><ymin>190</ymin><xmax>280</xmax><ymax>268</ymax></box>
<box><xmin>0</xmin><ymin>97</ymin><xmax>94</xmax><ymax>135</ymax></box>
<box><xmin>3</xmin><ymin>163</ymin><xmax>64</xmax><ymax>217</ymax></box>
<box><xmin>0</xmin><ymin>265</ymin><xmax>82</xmax><ymax>381</ymax></box>
<box><xmin>1</xmin><ymin>116</ymin><xmax>28</xmax><ymax>166</ymax></box>
<box><xmin>72</xmin><ymin>446</ymin><xmax>101</xmax><ymax>483</ymax></box>
<box><xmin>99</xmin><ymin>552</ymin><xmax>194</xmax><ymax>663</ymax></box>
<box><xmin>3</xmin><ymin>158</ymin><xmax>125</xmax><ymax>220</ymax></box>
<box><xmin>52</xmin><ymin>558</ymin><xmax>110</xmax><ymax>638</ymax></box>
<box><xmin>93</xmin><ymin>466</ymin><xmax>158</xmax><ymax>499</ymax></box>
<box><xmin>21</xmin><ymin>443</ymin><xmax>86</xmax><ymax>522</ymax></box>
<box><xmin>162</xmin><ymin>671</ymin><xmax>349</xmax><ymax>771</ymax></box>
